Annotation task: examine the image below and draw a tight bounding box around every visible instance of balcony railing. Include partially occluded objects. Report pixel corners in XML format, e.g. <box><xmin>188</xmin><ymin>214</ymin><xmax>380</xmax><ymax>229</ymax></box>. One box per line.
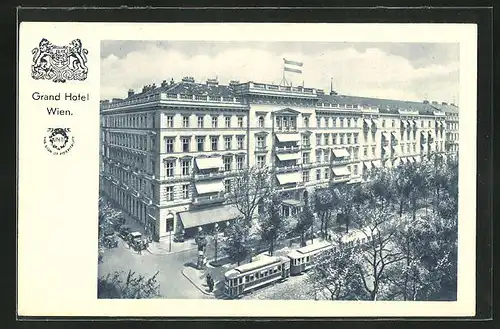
<box><xmin>194</xmin><ymin>171</ymin><xmax>226</xmax><ymax>180</ymax></box>
<box><xmin>275</xmin><ymin>126</ymin><xmax>298</xmax><ymax>133</ymax></box>
<box><xmin>301</xmin><ymin>144</ymin><xmax>312</xmax><ymax>150</ymax></box>
<box><xmin>331</xmin><ymin>159</ymin><xmax>350</xmax><ymax>166</ymax></box>
<box><xmin>275</xmin><ymin>165</ymin><xmax>301</xmax><ymax>173</ymax></box>
<box><xmin>332</xmin><ymin>176</ymin><xmax>350</xmax><ymax>183</ymax></box>
<box><xmin>193</xmin><ymin>192</ymin><xmax>225</xmax><ymax>205</ymax></box>
<box><xmin>275</xmin><ymin>145</ymin><xmax>300</xmax><ymax>153</ymax></box>
<box><xmin>255</xmin><ymin>146</ymin><xmax>268</xmax><ymax>152</ymax></box>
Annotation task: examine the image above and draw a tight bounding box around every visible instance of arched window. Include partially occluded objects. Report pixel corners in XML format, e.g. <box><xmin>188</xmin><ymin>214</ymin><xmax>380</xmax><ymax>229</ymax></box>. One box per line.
<box><xmin>304</xmin><ymin>117</ymin><xmax>309</xmax><ymax>127</ymax></box>
<box><xmin>258</xmin><ymin>116</ymin><xmax>264</xmax><ymax>128</ymax></box>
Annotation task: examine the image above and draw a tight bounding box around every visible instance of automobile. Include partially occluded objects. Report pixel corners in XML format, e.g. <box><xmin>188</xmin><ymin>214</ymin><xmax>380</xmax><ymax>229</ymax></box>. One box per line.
<box><xmin>118</xmin><ymin>225</ymin><xmax>131</xmax><ymax>239</ymax></box>
<box><xmin>112</xmin><ymin>217</ymin><xmax>126</xmax><ymax>229</ymax></box>
<box><xmin>174</xmin><ymin>233</ymin><xmax>185</xmax><ymax>243</ymax></box>
<box><xmin>102</xmin><ymin>235</ymin><xmax>118</xmax><ymax>248</ymax></box>
<box><xmin>128</xmin><ymin>231</ymin><xmax>148</xmax><ymax>251</ymax></box>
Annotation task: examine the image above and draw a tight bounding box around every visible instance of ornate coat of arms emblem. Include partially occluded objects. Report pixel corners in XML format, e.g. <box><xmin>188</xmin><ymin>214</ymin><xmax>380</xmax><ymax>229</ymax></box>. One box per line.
<box><xmin>31</xmin><ymin>38</ymin><xmax>89</xmax><ymax>83</ymax></box>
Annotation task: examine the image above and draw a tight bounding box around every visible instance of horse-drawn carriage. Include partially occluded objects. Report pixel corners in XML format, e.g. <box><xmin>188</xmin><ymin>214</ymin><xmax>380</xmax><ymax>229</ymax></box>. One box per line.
<box><xmin>127</xmin><ymin>231</ymin><xmax>149</xmax><ymax>251</ymax></box>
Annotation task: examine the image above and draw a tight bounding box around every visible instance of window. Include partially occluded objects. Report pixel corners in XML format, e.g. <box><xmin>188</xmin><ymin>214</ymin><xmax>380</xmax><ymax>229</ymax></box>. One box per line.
<box><xmin>236</xmin><ymin>156</ymin><xmax>244</xmax><ymax>170</ymax></box>
<box><xmin>354</xmin><ymin>147</ymin><xmax>359</xmax><ymax>160</ymax></box>
<box><xmin>237</xmin><ymin>136</ymin><xmax>244</xmax><ymax>150</ymax></box>
<box><xmin>324</xmin><ymin>169</ymin><xmax>329</xmax><ymax>179</ymax></box>
<box><xmin>428</xmin><ymin>121</ymin><xmax>431</xmax><ymax>128</ymax></box>
<box><xmin>316</xmin><ymin>117</ymin><xmax>321</xmax><ymax>128</ymax></box>
<box><xmin>165</xmin><ymin>161</ymin><xmax>175</xmax><ymax>177</ymax></box>
<box><xmin>211</xmin><ymin>136</ymin><xmax>218</xmax><ymax>151</ymax></box>
<box><xmin>413</xmin><ymin>143</ymin><xmax>416</xmax><ymax>152</ymax></box>
<box><xmin>197</xmin><ymin>116</ymin><xmax>204</xmax><ymax>128</ymax></box>
<box><xmin>181</xmin><ymin>137</ymin><xmax>190</xmax><ymax>152</ymax></box>
<box><xmin>196</xmin><ymin>136</ymin><xmax>204</xmax><ymax>152</ymax></box>
<box><xmin>165</xmin><ymin>186</ymin><xmax>174</xmax><ymax>201</ymax></box>
<box><xmin>165</xmin><ymin>137</ymin><xmax>174</xmax><ymax>153</ymax></box>
<box><xmin>182</xmin><ymin>116</ymin><xmax>189</xmax><ymax>128</ymax></box>
<box><xmin>332</xmin><ymin>133</ymin><xmax>337</xmax><ymax>145</ymax></box>
<box><xmin>354</xmin><ymin>165</ymin><xmax>358</xmax><ymax>175</ymax></box>
<box><xmin>391</xmin><ymin>120</ymin><xmax>395</xmax><ymax>128</ymax></box>
<box><xmin>316</xmin><ymin>169</ymin><xmax>321</xmax><ymax>180</ymax></box>
<box><xmin>237</xmin><ymin>117</ymin><xmax>243</xmax><ymax>128</ymax></box>
<box><xmin>225</xmin><ymin>116</ymin><xmax>231</xmax><ymax>128</ymax></box>
<box><xmin>372</xmin><ymin>146</ymin><xmax>376</xmax><ymax>155</ymax></box>
<box><xmin>257</xmin><ymin>156</ymin><xmax>265</xmax><ymax>168</ymax></box>
<box><xmin>224</xmin><ymin>136</ymin><xmax>232</xmax><ymax>150</ymax></box>
<box><xmin>182</xmin><ymin>184</ymin><xmax>189</xmax><ymax>199</ymax></box>
<box><xmin>167</xmin><ymin>115</ymin><xmax>174</xmax><ymax>128</ymax></box>
<box><xmin>347</xmin><ymin>118</ymin><xmax>351</xmax><ymax>128</ymax></box>
<box><xmin>324</xmin><ymin>151</ymin><xmax>330</xmax><ymax>162</ymax></box>
<box><xmin>325</xmin><ymin>117</ymin><xmax>330</xmax><ymax>127</ymax></box>
<box><xmin>340</xmin><ymin>133</ymin><xmax>345</xmax><ymax>144</ymax></box>
<box><xmin>181</xmin><ymin>160</ymin><xmax>190</xmax><ymax>176</ymax></box>
<box><xmin>406</xmin><ymin>144</ymin><xmax>410</xmax><ymax>153</ymax></box>
<box><xmin>166</xmin><ymin>215</ymin><xmax>174</xmax><ymax>232</ymax></box>
<box><xmin>303</xmin><ymin>171</ymin><xmax>310</xmax><ymax>182</ymax></box>
<box><xmin>258</xmin><ymin>116</ymin><xmax>264</xmax><ymax>128</ymax></box>
<box><xmin>347</xmin><ymin>134</ymin><xmax>352</xmax><ymax>144</ymax></box>
<box><xmin>316</xmin><ymin>150</ymin><xmax>322</xmax><ymax>163</ymax></box>
<box><xmin>354</xmin><ymin>133</ymin><xmax>358</xmax><ymax>144</ymax></box>
<box><xmin>212</xmin><ymin>116</ymin><xmax>218</xmax><ymax>128</ymax></box>
<box><xmin>224</xmin><ymin>179</ymin><xmax>231</xmax><ymax>193</ymax></box>
<box><xmin>304</xmin><ymin>117</ymin><xmax>309</xmax><ymax>128</ymax></box>
<box><xmin>257</xmin><ymin>136</ymin><xmax>265</xmax><ymax>148</ymax></box>
<box><xmin>325</xmin><ymin>134</ymin><xmax>330</xmax><ymax>145</ymax></box>
<box><xmin>339</xmin><ymin>117</ymin><xmax>344</xmax><ymax>128</ymax></box>
<box><xmin>302</xmin><ymin>152</ymin><xmax>310</xmax><ymax>164</ymax></box>
<box><xmin>224</xmin><ymin>157</ymin><xmax>232</xmax><ymax>171</ymax></box>
<box><xmin>316</xmin><ymin>134</ymin><xmax>321</xmax><ymax>145</ymax></box>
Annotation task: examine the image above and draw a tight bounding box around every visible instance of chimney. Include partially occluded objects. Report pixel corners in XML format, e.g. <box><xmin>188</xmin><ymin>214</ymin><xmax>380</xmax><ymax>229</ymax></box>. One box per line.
<box><xmin>151</xmin><ymin>83</ymin><xmax>156</xmax><ymax>89</ymax></box>
<box><xmin>423</xmin><ymin>100</ymin><xmax>429</xmax><ymax>104</ymax></box>
<box><xmin>206</xmin><ymin>78</ymin><xmax>219</xmax><ymax>86</ymax></box>
<box><xmin>432</xmin><ymin>101</ymin><xmax>438</xmax><ymax>105</ymax></box>
<box><xmin>170</xmin><ymin>78</ymin><xmax>175</xmax><ymax>85</ymax></box>
<box><xmin>442</xmin><ymin>102</ymin><xmax>448</xmax><ymax>105</ymax></box>
<box><xmin>161</xmin><ymin>80</ymin><xmax>167</xmax><ymax>87</ymax></box>
<box><xmin>128</xmin><ymin>89</ymin><xmax>134</xmax><ymax>97</ymax></box>
<box><xmin>142</xmin><ymin>85</ymin><xmax>147</xmax><ymax>93</ymax></box>
<box><xmin>229</xmin><ymin>80</ymin><xmax>240</xmax><ymax>86</ymax></box>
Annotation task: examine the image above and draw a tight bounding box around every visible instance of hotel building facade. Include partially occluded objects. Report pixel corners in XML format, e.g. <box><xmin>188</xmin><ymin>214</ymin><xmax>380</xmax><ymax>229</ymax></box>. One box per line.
<box><xmin>99</xmin><ymin>77</ymin><xmax>459</xmax><ymax>242</ymax></box>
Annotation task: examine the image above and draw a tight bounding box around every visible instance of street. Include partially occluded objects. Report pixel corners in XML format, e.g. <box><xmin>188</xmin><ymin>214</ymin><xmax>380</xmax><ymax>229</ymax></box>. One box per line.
<box><xmin>98</xmin><ymin>238</ymin><xmax>211</xmax><ymax>299</ymax></box>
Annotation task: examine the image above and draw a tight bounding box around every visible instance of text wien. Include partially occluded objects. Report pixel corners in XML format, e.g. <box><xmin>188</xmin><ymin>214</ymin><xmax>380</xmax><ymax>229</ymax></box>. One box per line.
<box><xmin>47</xmin><ymin>107</ymin><xmax>73</xmax><ymax>115</ymax></box>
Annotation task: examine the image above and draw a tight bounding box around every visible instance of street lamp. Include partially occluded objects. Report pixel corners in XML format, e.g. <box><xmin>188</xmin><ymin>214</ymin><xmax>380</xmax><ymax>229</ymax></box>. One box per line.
<box><xmin>214</xmin><ymin>223</ymin><xmax>219</xmax><ymax>263</ymax></box>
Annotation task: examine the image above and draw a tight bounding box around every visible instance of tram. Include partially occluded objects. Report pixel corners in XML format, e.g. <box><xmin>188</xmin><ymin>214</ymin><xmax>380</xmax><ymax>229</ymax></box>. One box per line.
<box><xmin>223</xmin><ymin>255</ymin><xmax>290</xmax><ymax>298</ymax></box>
<box><xmin>287</xmin><ymin>240</ymin><xmax>334</xmax><ymax>275</ymax></box>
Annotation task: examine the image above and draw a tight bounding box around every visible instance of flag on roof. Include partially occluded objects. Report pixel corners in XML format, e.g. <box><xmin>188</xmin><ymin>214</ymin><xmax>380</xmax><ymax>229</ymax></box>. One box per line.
<box><xmin>283</xmin><ymin>58</ymin><xmax>303</xmax><ymax>74</ymax></box>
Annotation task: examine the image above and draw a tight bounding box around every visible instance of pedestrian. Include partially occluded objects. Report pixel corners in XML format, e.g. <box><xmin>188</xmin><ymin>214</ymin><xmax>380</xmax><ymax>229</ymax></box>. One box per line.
<box><xmin>208</xmin><ymin>277</ymin><xmax>214</xmax><ymax>292</ymax></box>
<box><xmin>206</xmin><ymin>273</ymin><xmax>212</xmax><ymax>286</ymax></box>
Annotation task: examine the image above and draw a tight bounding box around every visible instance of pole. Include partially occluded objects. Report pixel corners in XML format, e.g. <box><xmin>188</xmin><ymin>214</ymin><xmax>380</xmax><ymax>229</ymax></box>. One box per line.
<box><xmin>169</xmin><ymin>231</ymin><xmax>172</xmax><ymax>252</ymax></box>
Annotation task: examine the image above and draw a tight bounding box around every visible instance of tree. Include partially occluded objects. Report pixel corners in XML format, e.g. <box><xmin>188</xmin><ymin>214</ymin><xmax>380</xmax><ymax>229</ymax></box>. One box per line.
<box><xmin>98</xmin><ymin>270</ymin><xmax>160</xmax><ymax>299</ymax></box>
<box><xmin>195</xmin><ymin>229</ymin><xmax>208</xmax><ymax>252</ymax></box>
<box><xmin>223</xmin><ymin>217</ymin><xmax>252</xmax><ymax>266</ymax></box>
<box><xmin>308</xmin><ymin>235</ymin><xmax>366</xmax><ymax>300</ymax></box>
<box><xmin>313</xmin><ymin>188</ymin><xmax>335</xmax><ymax>238</ymax></box>
<box><xmin>331</xmin><ymin>183</ymin><xmax>364</xmax><ymax>233</ymax></box>
<box><xmin>258</xmin><ymin>194</ymin><xmax>286</xmax><ymax>256</ymax></box>
<box><xmin>353</xmin><ymin>203</ymin><xmax>404</xmax><ymax>301</ymax></box>
<box><xmin>295</xmin><ymin>204</ymin><xmax>314</xmax><ymax>247</ymax></box>
<box><xmin>226</xmin><ymin>166</ymin><xmax>272</xmax><ymax>227</ymax></box>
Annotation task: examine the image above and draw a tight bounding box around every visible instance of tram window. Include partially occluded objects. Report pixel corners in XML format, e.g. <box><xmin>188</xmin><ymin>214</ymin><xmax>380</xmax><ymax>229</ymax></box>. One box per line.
<box><xmin>239</xmin><ymin>277</ymin><xmax>243</xmax><ymax>284</ymax></box>
<box><xmin>306</xmin><ymin>256</ymin><xmax>310</xmax><ymax>262</ymax></box>
<box><xmin>244</xmin><ymin>276</ymin><xmax>249</xmax><ymax>282</ymax></box>
<box><xmin>278</xmin><ymin>265</ymin><xmax>281</xmax><ymax>270</ymax></box>
<box><xmin>256</xmin><ymin>273</ymin><xmax>260</xmax><ymax>279</ymax></box>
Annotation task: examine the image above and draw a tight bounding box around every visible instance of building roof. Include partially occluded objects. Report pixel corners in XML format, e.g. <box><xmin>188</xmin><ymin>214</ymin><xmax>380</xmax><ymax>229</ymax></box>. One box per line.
<box><xmin>318</xmin><ymin>94</ymin><xmax>438</xmax><ymax>115</ymax></box>
<box><xmin>430</xmin><ymin>103</ymin><xmax>460</xmax><ymax>114</ymax></box>
<box><xmin>126</xmin><ymin>79</ymin><xmax>235</xmax><ymax>100</ymax></box>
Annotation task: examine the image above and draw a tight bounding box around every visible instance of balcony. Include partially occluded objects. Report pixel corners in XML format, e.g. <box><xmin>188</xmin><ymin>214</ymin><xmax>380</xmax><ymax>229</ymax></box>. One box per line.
<box><xmin>275</xmin><ymin>145</ymin><xmax>300</xmax><ymax>153</ymax></box>
<box><xmin>194</xmin><ymin>171</ymin><xmax>226</xmax><ymax>180</ymax></box>
<box><xmin>301</xmin><ymin>144</ymin><xmax>312</xmax><ymax>150</ymax></box>
<box><xmin>276</xmin><ymin>126</ymin><xmax>298</xmax><ymax>133</ymax></box>
<box><xmin>255</xmin><ymin>145</ymin><xmax>268</xmax><ymax>152</ymax></box>
<box><xmin>275</xmin><ymin>165</ymin><xmax>301</xmax><ymax>173</ymax></box>
<box><xmin>332</xmin><ymin>176</ymin><xmax>350</xmax><ymax>183</ymax></box>
<box><xmin>192</xmin><ymin>192</ymin><xmax>226</xmax><ymax>206</ymax></box>
<box><xmin>331</xmin><ymin>159</ymin><xmax>351</xmax><ymax>166</ymax></box>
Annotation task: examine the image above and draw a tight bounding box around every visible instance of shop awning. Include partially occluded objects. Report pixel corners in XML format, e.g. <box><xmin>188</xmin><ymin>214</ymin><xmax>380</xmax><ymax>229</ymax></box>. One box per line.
<box><xmin>393</xmin><ymin>158</ymin><xmax>401</xmax><ymax>167</ymax></box>
<box><xmin>384</xmin><ymin>160</ymin><xmax>392</xmax><ymax>168</ymax></box>
<box><xmin>332</xmin><ymin>166</ymin><xmax>350</xmax><ymax>176</ymax></box>
<box><xmin>364</xmin><ymin>119</ymin><xmax>372</xmax><ymax>126</ymax></box>
<box><xmin>179</xmin><ymin>205</ymin><xmax>241</xmax><ymax>229</ymax></box>
<box><xmin>407</xmin><ymin>157</ymin><xmax>415</xmax><ymax>163</ymax></box>
<box><xmin>276</xmin><ymin>133</ymin><xmax>300</xmax><ymax>142</ymax></box>
<box><xmin>401</xmin><ymin>120</ymin><xmax>408</xmax><ymax>127</ymax></box>
<box><xmin>383</xmin><ymin>146</ymin><xmax>391</xmax><ymax>154</ymax></box>
<box><xmin>401</xmin><ymin>157</ymin><xmax>408</xmax><ymax>164</ymax></box>
<box><xmin>372</xmin><ymin>160</ymin><xmax>382</xmax><ymax>168</ymax></box>
<box><xmin>282</xmin><ymin>199</ymin><xmax>304</xmax><ymax>207</ymax></box>
<box><xmin>195</xmin><ymin>157</ymin><xmax>223</xmax><ymax>170</ymax></box>
<box><xmin>332</xmin><ymin>148</ymin><xmax>350</xmax><ymax>158</ymax></box>
<box><xmin>276</xmin><ymin>153</ymin><xmax>301</xmax><ymax>161</ymax></box>
<box><xmin>276</xmin><ymin>172</ymin><xmax>302</xmax><ymax>185</ymax></box>
<box><xmin>363</xmin><ymin>161</ymin><xmax>373</xmax><ymax>169</ymax></box>
<box><xmin>194</xmin><ymin>180</ymin><xmax>224</xmax><ymax>194</ymax></box>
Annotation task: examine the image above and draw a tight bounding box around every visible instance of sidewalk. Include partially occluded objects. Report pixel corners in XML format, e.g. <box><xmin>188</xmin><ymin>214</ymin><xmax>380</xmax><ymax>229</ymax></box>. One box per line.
<box><xmin>147</xmin><ymin>238</ymin><xmax>198</xmax><ymax>255</ymax></box>
<box><xmin>181</xmin><ymin>266</ymin><xmax>216</xmax><ymax>297</ymax></box>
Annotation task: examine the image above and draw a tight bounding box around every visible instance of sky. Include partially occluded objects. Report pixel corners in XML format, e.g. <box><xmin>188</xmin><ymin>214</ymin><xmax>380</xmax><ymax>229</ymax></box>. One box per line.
<box><xmin>100</xmin><ymin>41</ymin><xmax>459</xmax><ymax>103</ymax></box>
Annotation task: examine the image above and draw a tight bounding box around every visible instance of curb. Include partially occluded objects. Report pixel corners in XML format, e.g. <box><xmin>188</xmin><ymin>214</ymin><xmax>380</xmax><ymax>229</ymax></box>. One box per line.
<box><xmin>181</xmin><ymin>268</ymin><xmax>213</xmax><ymax>297</ymax></box>
<box><xmin>146</xmin><ymin>245</ymin><xmax>197</xmax><ymax>256</ymax></box>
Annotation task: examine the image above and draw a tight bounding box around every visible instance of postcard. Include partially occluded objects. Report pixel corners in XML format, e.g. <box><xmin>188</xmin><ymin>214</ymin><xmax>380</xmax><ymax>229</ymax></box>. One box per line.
<box><xmin>17</xmin><ymin>22</ymin><xmax>477</xmax><ymax>317</ymax></box>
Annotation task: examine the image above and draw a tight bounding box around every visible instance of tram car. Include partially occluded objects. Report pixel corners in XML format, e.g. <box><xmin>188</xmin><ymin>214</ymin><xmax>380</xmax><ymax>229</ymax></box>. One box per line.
<box><xmin>223</xmin><ymin>255</ymin><xmax>290</xmax><ymax>298</ymax></box>
<box><xmin>287</xmin><ymin>240</ymin><xmax>334</xmax><ymax>275</ymax></box>
<box><xmin>340</xmin><ymin>227</ymin><xmax>379</xmax><ymax>250</ymax></box>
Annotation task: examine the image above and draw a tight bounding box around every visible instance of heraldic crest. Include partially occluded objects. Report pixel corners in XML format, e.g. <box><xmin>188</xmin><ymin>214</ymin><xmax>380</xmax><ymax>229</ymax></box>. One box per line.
<box><xmin>31</xmin><ymin>38</ymin><xmax>89</xmax><ymax>83</ymax></box>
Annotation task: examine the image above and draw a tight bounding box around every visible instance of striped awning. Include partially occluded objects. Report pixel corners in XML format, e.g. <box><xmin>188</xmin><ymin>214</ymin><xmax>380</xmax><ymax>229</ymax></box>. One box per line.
<box><xmin>332</xmin><ymin>166</ymin><xmax>350</xmax><ymax>176</ymax></box>
<box><xmin>372</xmin><ymin>160</ymin><xmax>382</xmax><ymax>168</ymax></box>
<box><xmin>407</xmin><ymin>157</ymin><xmax>415</xmax><ymax>163</ymax></box>
<box><xmin>332</xmin><ymin>148</ymin><xmax>350</xmax><ymax>158</ymax></box>
<box><xmin>277</xmin><ymin>153</ymin><xmax>301</xmax><ymax>161</ymax></box>
<box><xmin>363</xmin><ymin>161</ymin><xmax>373</xmax><ymax>169</ymax></box>
<box><xmin>364</xmin><ymin>119</ymin><xmax>372</xmax><ymax>126</ymax></box>
<box><xmin>276</xmin><ymin>172</ymin><xmax>302</xmax><ymax>185</ymax></box>
<box><xmin>194</xmin><ymin>180</ymin><xmax>224</xmax><ymax>194</ymax></box>
<box><xmin>196</xmin><ymin>157</ymin><xmax>223</xmax><ymax>170</ymax></box>
<box><xmin>384</xmin><ymin>160</ymin><xmax>392</xmax><ymax>168</ymax></box>
<box><xmin>401</xmin><ymin>157</ymin><xmax>408</xmax><ymax>164</ymax></box>
<box><xmin>179</xmin><ymin>205</ymin><xmax>240</xmax><ymax>229</ymax></box>
<box><xmin>276</xmin><ymin>133</ymin><xmax>300</xmax><ymax>142</ymax></box>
